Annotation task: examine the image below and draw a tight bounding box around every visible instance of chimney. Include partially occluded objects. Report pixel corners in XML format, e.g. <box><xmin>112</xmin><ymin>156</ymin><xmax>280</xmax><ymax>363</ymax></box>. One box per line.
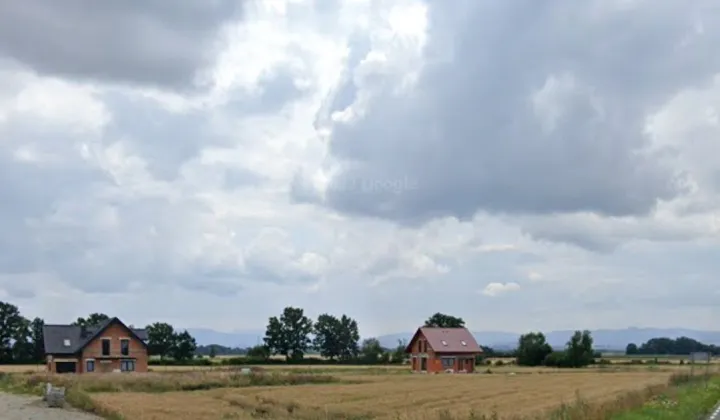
<box><xmin>80</xmin><ymin>325</ymin><xmax>87</xmax><ymax>337</ymax></box>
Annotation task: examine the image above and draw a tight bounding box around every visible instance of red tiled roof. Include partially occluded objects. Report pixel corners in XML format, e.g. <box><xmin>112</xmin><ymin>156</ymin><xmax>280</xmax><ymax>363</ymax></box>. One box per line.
<box><xmin>405</xmin><ymin>327</ymin><xmax>483</xmax><ymax>354</ymax></box>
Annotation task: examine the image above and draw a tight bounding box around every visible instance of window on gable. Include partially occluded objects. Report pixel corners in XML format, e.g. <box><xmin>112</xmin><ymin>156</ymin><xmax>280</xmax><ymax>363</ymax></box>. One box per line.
<box><xmin>101</xmin><ymin>339</ymin><xmax>111</xmax><ymax>356</ymax></box>
<box><xmin>86</xmin><ymin>360</ymin><xmax>95</xmax><ymax>373</ymax></box>
<box><xmin>120</xmin><ymin>339</ymin><xmax>130</xmax><ymax>356</ymax></box>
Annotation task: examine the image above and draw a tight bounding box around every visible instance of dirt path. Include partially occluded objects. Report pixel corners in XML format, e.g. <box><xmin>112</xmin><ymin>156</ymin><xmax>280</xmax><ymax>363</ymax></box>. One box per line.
<box><xmin>0</xmin><ymin>392</ymin><xmax>102</xmax><ymax>420</ymax></box>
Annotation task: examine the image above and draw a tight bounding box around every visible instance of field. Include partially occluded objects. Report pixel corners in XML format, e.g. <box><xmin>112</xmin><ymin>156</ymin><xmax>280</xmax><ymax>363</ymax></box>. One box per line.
<box><xmin>2</xmin><ymin>362</ymin><xmax>718</xmax><ymax>419</ymax></box>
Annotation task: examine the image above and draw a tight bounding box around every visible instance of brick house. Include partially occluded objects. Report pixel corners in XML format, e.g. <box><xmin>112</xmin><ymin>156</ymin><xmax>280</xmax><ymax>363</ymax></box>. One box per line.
<box><xmin>405</xmin><ymin>327</ymin><xmax>483</xmax><ymax>373</ymax></box>
<box><xmin>43</xmin><ymin>317</ymin><xmax>149</xmax><ymax>374</ymax></box>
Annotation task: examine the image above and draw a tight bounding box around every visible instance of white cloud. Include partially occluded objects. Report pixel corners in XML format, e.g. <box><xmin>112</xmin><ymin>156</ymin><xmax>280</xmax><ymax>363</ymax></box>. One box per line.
<box><xmin>0</xmin><ymin>0</ymin><xmax>719</xmax><ymax>339</ymax></box>
<box><xmin>481</xmin><ymin>282</ymin><xmax>521</xmax><ymax>297</ymax></box>
<box><xmin>527</xmin><ymin>272</ymin><xmax>543</xmax><ymax>282</ymax></box>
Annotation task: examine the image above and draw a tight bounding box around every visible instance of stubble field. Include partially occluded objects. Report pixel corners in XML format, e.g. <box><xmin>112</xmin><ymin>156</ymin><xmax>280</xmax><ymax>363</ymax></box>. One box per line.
<box><xmin>1</xmin><ymin>362</ymin><xmax>717</xmax><ymax>419</ymax></box>
<box><xmin>92</xmin><ymin>370</ymin><xmax>676</xmax><ymax>419</ymax></box>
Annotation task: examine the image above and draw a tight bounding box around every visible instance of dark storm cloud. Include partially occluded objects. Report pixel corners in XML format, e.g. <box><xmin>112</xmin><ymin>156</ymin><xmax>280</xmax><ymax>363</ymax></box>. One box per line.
<box><xmin>306</xmin><ymin>0</ymin><xmax>720</xmax><ymax>225</ymax></box>
<box><xmin>0</xmin><ymin>0</ymin><xmax>244</xmax><ymax>88</ymax></box>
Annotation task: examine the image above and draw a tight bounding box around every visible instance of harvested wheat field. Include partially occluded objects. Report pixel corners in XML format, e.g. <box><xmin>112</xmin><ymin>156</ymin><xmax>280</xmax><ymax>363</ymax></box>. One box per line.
<box><xmin>92</xmin><ymin>371</ymin><xmax>674</xmax><ymax>420</ymax></box>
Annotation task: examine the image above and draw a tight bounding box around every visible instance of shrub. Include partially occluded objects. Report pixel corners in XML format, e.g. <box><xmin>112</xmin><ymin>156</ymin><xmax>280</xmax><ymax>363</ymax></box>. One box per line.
<box><xmin>544</xmin><ymin>352</ymin><xmax>571</xmax><ymax>368</ymax></box>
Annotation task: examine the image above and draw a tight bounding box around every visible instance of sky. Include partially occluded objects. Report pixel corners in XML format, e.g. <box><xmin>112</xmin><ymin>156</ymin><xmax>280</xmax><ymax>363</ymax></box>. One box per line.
<box><xmin>0</xmin><ymin>0</ymin><xmax>719</xmax><ymax>337</ymax></box>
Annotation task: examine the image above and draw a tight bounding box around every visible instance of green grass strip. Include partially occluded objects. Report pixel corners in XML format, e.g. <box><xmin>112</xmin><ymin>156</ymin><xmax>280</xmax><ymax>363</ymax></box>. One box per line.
<box><xmin>612</xmin><ymin>376</ymin><xmax>720</xmax><ymax>420</ymax></box>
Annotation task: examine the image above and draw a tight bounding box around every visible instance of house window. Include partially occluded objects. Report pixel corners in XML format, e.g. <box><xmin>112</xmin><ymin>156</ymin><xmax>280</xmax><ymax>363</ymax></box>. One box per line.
<box><xmin>120</xmin><ymin>339</ymin><xmax>130</xmax><ymax>356</ymax></box>
<box><xmin>86</xmin><ymin>360</ymin><xmax>95</xmax><ymax>373</ymax></box>
<box><xmin>120</xmin><ymin>360</ymin><xmax>135</xmax><ymax>372</ymax></box>
<box><xmin>101</xmin><ymin>339</ymin><xmax>111</xmax><ymax>356</ymax></box>
<box><xmin>441</xmin><ymin>357</ymin><xmax>455</xmax><ymax>369</ymax></box>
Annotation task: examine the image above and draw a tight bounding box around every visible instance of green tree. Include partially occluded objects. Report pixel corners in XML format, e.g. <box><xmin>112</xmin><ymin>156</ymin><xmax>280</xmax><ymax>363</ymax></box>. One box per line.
<box><xmin>11</xmin><ymin>318</ymin><xmax>33</xmax><ymax>363</ymax></box>
<box><xmin>313</xmin><ymin>314</ymin><xmax>360</xmax><ymax>361</ymax></box>
<box><xmin>336</xmin><ymin>315</ymin><xmax>360</xmax><ymax>361</ymax></box>
<box><xmin>423</xmin><ymin>312</ymin><xmax>465</xmax><ymax>328</ymax></box>
<box><xmin>264</xmin><ymin>316</ymin><xmax>288</xmax><ymax>358</ymax></box>
<box><xmin>170</xmin><ymin>330</ymin><xmax>197</xmax><ymax>361</ymax></box>
<box><xmin>263</xmin><ymin>307</ymin><xmax>313</xmax><ymax>361</ymax></box>
<box><xmin>313</xmin><ymin>314</ymin><xmax>342</xmax><ymax>360</ymax></box>
<box><xmin>625</xmin><ymin>343</ymin><xmax>638</xmax><ymax>355</ymax></box>
<box><xmin>146</xmin><ymin>322</ymin><xmax>176</xmax><ymax>360</ymax></box>
<box><xmin>392</xmin><ymin>339</ymin><xmax>408</xmax><ymax>364</ymax></box>
<box><xmin>359</xmin><ymin>338</ymin><xmax>385</xmax><ymax>363</ymax></box>
<box><xmin>30</xmin><ymin>317</ymin><xmax>45</xmax><ymax>363</ymax></box>
<box><xmin>565</xmin><ymin>330</ymin><xmax>594</xmax><ymax>368</ymax></box>
<box><xmin>516</xmin><ymin>332</ymin><xmax>552</xmax><ymax>366</ymax></box>
<box><xmin>208</xmin><ymin>345</ymin><xmax>217</xmax><ymax>359</ymax></box>
<box><xmin>0</xmin><ymin>301</ymin><xmax>27</xmax><ymax>363</ymax></box>
<box><xmin>73</xmin><ymin>313</ymin><xmax>110</xmax><ymax>328</ymax></box>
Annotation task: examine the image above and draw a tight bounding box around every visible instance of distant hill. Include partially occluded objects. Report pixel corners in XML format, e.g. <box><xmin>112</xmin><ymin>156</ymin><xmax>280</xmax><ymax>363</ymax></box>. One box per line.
<box><xmin>185</xmin><ymin>327</ymin><xmax>720</xmax><ymax>351</ymax></box>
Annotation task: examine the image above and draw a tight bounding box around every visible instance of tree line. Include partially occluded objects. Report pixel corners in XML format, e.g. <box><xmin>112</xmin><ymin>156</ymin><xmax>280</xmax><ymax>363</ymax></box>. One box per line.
<box><xmin>0</xmin><ymin>301</ymin><xmax>198</xmax><ymax>364</ymax></box>
<box><xmin>258</xmin><ymin>306</ymin><xmax>406</xmax><ymax>363</ymax></box>
<box><xmin>626</xmin><ymin>337</ymin><xmax>720</xmax><ymax>356</ymax></box>
<box><xmin>256</xmin><ymin>309</ymin><xmax>598</xmax><ymax>368</ymax></box>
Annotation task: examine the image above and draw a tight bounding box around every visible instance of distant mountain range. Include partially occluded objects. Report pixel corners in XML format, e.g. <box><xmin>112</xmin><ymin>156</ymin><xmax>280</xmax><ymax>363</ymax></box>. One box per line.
<box><xmin>186</xmin><ymin>327</ymin><xmax>720</xmax><ymax>351</ymax></box>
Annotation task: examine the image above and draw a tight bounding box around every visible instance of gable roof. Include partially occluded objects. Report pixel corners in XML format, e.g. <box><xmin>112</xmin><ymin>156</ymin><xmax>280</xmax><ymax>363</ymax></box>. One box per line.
<box><xmin>43</xmin><ymin>317</ymin><xmax>148</xmax><ymax>355</ymax></box>
<box><xmin>405</xmin><ymin>327</ymin><xmax>483</xmax><ymax>354</ymax></box>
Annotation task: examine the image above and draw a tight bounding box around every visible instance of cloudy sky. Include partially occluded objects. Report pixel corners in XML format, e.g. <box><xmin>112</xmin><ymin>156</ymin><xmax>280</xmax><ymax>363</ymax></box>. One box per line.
<box><xmin>1</xmin><ymin>0</ymin><xmax>719</xmax><ymax>337</ymax></box>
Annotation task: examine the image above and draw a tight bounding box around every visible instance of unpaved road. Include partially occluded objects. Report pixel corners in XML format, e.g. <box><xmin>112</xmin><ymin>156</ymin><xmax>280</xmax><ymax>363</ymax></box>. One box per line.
<box><xmin>0</xmin><ymin>393</ymin><xmax>102</xmax><ymax>420</ymax></box>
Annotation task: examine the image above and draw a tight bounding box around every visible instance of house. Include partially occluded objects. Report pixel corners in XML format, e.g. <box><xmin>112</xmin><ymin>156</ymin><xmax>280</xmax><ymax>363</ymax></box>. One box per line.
<box><xmin>404</xmin><ymin>327</ymin><xmax>483</xmax><ymax>373</ymax></box>
<box><xmin>43</xmin><ymin>317</ymin><xmax>149</xmax><ymax>374</ymax></box>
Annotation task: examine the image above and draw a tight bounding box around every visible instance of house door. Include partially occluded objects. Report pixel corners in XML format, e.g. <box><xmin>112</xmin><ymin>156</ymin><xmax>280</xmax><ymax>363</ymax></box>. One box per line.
<box><xmin>420</xmin><ymin>357</ymin><xmax>427</xmax><ymax>371</ymax></box>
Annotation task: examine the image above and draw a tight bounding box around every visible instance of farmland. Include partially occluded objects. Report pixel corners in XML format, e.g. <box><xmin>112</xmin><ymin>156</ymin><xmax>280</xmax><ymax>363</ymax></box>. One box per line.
<box><xmin>2</xmin><ymin>363</ymin><xmax>717</xmax><ymax>419</ymax></box>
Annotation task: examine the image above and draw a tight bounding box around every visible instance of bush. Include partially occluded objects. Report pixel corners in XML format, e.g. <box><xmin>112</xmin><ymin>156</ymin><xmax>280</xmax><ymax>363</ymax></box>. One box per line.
<box><xmin>544</xmin><ymin>351</ymin><xmax>571</xmax><ymax>368</ymax></box>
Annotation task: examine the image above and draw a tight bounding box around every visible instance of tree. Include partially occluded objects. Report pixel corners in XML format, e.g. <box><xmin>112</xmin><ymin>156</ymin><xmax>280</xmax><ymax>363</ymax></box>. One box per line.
<box><xmin>11</xmin><ymin>318</ymin><xmax>33</xmax><ymax>364</ymax></box>
<box><xmin>337</xmin><ymin>315</ymin><xmax>360</xmax><ymax>361</ymax></box>
<box><xmin>634</xmin><ymin>336</ymin><xmax>718</xmax><ymax>355</ymax></box>
<box><xmin>246</xmin><ymin>345</ymin><xmax>271</xmax><ymax>360</ymax></box>
<box><xmin>625</xmin><ymin>343</ymin><xmax>638</xmax><ymax>355</ymax></box>
<box><xmin>313</xmin><ymin>314</ymin><xmax>360</xmax><ymax>361</ymax></box>
<box><xmin>313</xmin><ymin>314</ymin><xmax>341</xmax><ymax>360</ymax></box>
<box><xmin>0</xmin><ymin>301</ymin><xmax>27</xmax><ymax>363</ymax></box>
<box><xmin>516</xmin><ymin>332</ymin><xmax>552</xmax><ymax>366</ymax></box>
<box><xmin>171</xmin><ymin>330</ymin><xmax>197</xmax><ymax>361</ymax></box>
<box><xmin>392</xmin><ymin>339</ymin><xmax>408</xmax><ymax>364</ymax></box>
<box><xmin>263</xmin><ymin>307</ymin><xmax>313</xmax><ymax>361</ymax></box>
<box><xmin>73</xmin><ymin>313</ymin><xmax>110</xmax><ymax>328</ymax></box>
<box><xmin>423</xmin><ymin>312</ymin><xmax>465</xmax><ymax>328</ymax></box>
<box><xmin>208</xmin><ymin>345</ymin><xmax>217</xmax><ymax>359</ymax></box>
<box><xmin>359</xmin><ymin>338</ymin><xmax>385</xmax><ymax>363</ymax></box>
<box><xmin>30</xmin><ymin>317</ymin><xmax>45</xmax><ymax>363</ymax></box>
<box><xmin>146</xmin><ymin>322</ymin><xmax>176</xmax><ymax>359</ymax></box>
<box><xmin>565</xmin><ymin>330</ymin><xmax>594</xmax><ymax>368</ymax></box>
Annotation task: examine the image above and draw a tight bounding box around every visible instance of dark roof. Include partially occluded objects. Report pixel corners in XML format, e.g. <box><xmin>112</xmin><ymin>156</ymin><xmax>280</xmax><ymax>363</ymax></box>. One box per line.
<box><xmin>43</xmin><ymin>317</ymin><xmax>148</xmax><ymax>355</ymax></box>
<box><xmin>405</xmin><ymin>327</ymin><xmax>483</xmax><ymax>354</ymax></box>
